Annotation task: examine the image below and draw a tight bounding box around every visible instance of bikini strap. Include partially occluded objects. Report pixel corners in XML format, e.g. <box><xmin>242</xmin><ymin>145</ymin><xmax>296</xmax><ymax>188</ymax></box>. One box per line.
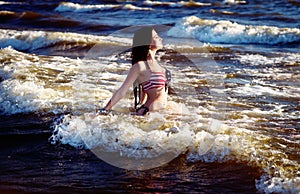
<box><xmin>165</xmin><ymin>69</ymin><xmax>171</xmax><ymax>92</ymax></box>
<box><xmin>147</xmin><ymin>61</ymin><xmax>171</xmax><ymax>81</ymax></box>
<box><xmin>165</xmin><ymin>69</ymin><xmax>171</xmax><ymax>83</ymax></box>
<box><xmin>133</xmin><ymin>80</ymin><xmax>141</xmax><ymax>109</ymax></box>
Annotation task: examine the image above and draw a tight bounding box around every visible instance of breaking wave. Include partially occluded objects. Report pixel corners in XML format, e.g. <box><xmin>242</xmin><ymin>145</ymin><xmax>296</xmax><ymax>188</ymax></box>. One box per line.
<box><xmin>168</xmin><ymin>16</ymin><xmax>300</xmax><ymax>45</ymax></box>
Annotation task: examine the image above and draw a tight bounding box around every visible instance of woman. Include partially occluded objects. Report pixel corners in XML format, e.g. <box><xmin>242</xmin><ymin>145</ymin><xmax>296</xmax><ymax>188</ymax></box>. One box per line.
<box><xmin>98</xmin><ymin>26</ymin><xmax>171</xmax><ymax>115</ymax></box>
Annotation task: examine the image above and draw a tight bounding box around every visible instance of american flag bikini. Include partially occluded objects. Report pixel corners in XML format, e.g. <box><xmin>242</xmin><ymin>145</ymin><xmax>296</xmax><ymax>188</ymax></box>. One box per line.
<box><xmin>141</xmin><ymin>72</ymin><xmax>167</xmax><ymax>91</ymax></box>
<box><xmin>134</xmin><ymin>67</ymin><xmax>171</xmax><ymax>115</ymax></box>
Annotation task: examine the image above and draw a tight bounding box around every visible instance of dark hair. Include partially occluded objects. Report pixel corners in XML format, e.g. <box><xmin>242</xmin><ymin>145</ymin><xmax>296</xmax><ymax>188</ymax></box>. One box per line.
<box><xmin>131</xmin><ymin>26</ymin><xmax>153</xmax><ymax>65</ymax></box>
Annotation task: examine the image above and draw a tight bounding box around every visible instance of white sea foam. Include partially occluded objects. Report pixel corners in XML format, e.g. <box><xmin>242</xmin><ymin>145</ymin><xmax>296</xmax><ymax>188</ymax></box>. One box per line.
<box><xmin>168</xmin><ymin>16</ymin><xmax>300</xmax><ymax>45</ymax></box>
<box><xmin>50</xmin><ymin>112</ymin><xmax>194</xmax><ymax>170</ymax></box>
<box><xmin>0</xmin><ymin>29</ymin><xmax>130</xmax><ymax>51</ymax></box>
<box><xmin>0</xmin><ymin>47</ymin><xmax>111</xmax><ymax>115</ymax></box>
<box><xmin>236</xmin><ymin>53</ymin><xmax>300</xmax><ymax>66</ymax></box>
<box><xmin>0</xmin><ymin>1</ymin><xmax>23</xmax><ymax>5</ymax></box>
<box><xmin>0</xmin><ymin>42</ymin><xmax>142</xmax><ymax>115</ymax></box>
<box><xmin>223</xmin><ymin>0</ymin><xmax>247</xmax><ymax>4</ymax></box>
<box><xmin>229</xmin><ymin>52</ymin><xmax>300</xmax><ymax>99</ymax></box>
<box><xmin>143</xmin><ymin>0</ymin><xmax>211</xmax><ymax>7</ymax></box>
<box><xmin>256</xmin><ymin>175</ymin><xmax>300</xmax><ymax>194</ymax></box>
<box><xmin>0</xmin><ymin>47</ymin><xmax>82</xmax><ymax>114</ymax></box>
<box><xmin>230</xmin><ymin>84</ymin><xmax>294</xmax><ymax>98</ymax></box>
<box><xmin>55</xmin><ymin>2</ymin><xmax>152</xmax><ymax>13</ymax></box>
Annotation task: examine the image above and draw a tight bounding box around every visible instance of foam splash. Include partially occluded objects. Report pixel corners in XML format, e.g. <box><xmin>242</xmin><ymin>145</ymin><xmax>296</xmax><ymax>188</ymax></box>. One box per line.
<box><xmin>50</xmin><ymin>107</ymin><xmax>300</xmax><ymax>191</ymax></box>
<box><xmin>0</xmin><ymin>47</ymin><xmax>81</xmax><ymax>115</ymax></box>
<box><xmin>168</xmin><ymin>16</ymin><xmax>300</xmax><ymax>45</ymax></box>
<box><xmin>0</xmin><ymin>79</ymin><xmax>57</xmax><ymax>114</ymax></box>
<box><xmin>50</xmin><ymin>112</ymin><xmax>193</xmax><ymax>170</ymax></box>
<box><xmin>189</xmin><ymin>123</ymin><xmax>300</xmax><ymax>193</ymax></box>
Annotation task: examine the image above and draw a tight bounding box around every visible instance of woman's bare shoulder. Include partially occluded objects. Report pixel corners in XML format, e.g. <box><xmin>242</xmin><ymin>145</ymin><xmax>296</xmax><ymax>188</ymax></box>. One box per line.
<box><xmin>133</xmin><ymin>61</ymin><xmax>147</xmax><ymax>71</ymax></box>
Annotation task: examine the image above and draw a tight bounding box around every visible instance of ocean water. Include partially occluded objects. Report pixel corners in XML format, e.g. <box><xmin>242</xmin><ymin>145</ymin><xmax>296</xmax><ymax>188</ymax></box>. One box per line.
<box><xmin>0</xmin><ymin>0</ymin><xmax>299</xmax><ymax>193</ymax></box>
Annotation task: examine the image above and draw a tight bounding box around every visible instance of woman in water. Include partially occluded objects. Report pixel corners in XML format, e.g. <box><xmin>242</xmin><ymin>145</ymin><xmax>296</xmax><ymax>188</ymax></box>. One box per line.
<box><xmin>98</xmin><ymin>26</ymin><xmax>171</xmax><ymax>115</ymax></box>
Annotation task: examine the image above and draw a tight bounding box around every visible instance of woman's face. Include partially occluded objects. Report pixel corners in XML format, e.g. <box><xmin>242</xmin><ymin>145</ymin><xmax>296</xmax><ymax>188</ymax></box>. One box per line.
<box><xmin>150</xmin><ymin>30</ymin><xmax>163</xmax><ymax>50</ymax></box>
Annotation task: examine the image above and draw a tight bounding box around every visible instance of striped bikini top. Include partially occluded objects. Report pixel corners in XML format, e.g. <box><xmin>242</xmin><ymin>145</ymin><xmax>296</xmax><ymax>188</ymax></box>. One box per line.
<box><xmin>133</xmin><ymin>62</ymin><xmax>171</xmax><ymax>109</ymax></box>
<box><xmin>141</xmin><ymin>71</ymin><xmax>167</xmax><ymax>91</ymax></box>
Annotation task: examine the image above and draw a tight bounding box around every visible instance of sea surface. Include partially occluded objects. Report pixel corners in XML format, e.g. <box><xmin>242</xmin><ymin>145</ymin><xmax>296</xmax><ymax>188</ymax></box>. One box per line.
<box><xmin>0</xmin><ymin>0</ymin><xmax>299</xmax><ymax>193</ymax></box>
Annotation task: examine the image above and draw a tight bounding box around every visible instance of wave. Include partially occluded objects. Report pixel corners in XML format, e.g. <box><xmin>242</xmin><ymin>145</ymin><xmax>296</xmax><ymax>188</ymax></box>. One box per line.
<box><xmin>0</xmin><ymin>44</ymin><xmax>129</xmax><ymax>115</ymax></box>
<box><xmin>0</xmin><ymin>10</ymin><xmax>119</xmax><ymax>34</ymax></box>
<box><xmin>0</xmin><ymin>10</ymin><xmax>45</xmax><ymax>25</ymax></box>
<box><xmin>0</xmin><ymin>47</ymin><xmax>80</xmax><ymax>115</ymax></box>
<box><xmin>0</xmin><ymin>29</ymin><xmax>129</xmax><ymax>53</ymax></box>
<box><xmin>50</xmin><ymin>110</ymin><xmax>300</xmax><ymax>193</ymax></box>
<box><xmin>54</xmin><ymin>2</ymin><xmax>152</xmax><ymax>13</ymax></box>
<box><xmin>168</xmin><ymin>16</ymin><xmax>300</xmax><ymax>45</ymax></box>
<box><xmin>54</xmin><ymin>1</ymin><xmax>212</xmax><ymax>13</ymax></box>
<box><xmin>142</xmin><ymin>0</ymin><xmax>211</xmax><ymax>7</ymax></box>
<box><xmin>0</xmin><ymin>10</ymin><xmax>70</xmax><ymax>23</ymax></box>
<box><xmin>0</xmin><ymin>1</ymin><xmax>24</xmax><ymax>5</ymax></box>
<box><xmin>0</xmin><ymin>10</ymin><xmax>19</xmax><ymax>20</ymax></box>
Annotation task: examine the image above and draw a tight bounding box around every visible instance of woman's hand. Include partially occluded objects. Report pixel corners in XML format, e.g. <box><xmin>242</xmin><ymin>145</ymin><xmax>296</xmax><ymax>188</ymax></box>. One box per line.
<box><xmin>97</xmin><ymin>108</ymin><xmax>110</xmax><ymax>115</ymax></box>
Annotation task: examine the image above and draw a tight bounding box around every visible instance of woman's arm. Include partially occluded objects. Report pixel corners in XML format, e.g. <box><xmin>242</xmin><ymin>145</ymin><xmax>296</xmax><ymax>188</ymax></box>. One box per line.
<box><xmin>104</xmin><ymin>63</ymin><xmax>141</xmax><ymax>110</ymax></box>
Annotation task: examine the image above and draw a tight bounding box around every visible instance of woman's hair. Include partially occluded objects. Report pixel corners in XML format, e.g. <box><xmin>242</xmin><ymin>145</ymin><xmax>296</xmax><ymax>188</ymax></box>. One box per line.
<box><xmin>131</xmin><ymin>26</ymin><xmax>153</xmax><ymax>65</ymax></box>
